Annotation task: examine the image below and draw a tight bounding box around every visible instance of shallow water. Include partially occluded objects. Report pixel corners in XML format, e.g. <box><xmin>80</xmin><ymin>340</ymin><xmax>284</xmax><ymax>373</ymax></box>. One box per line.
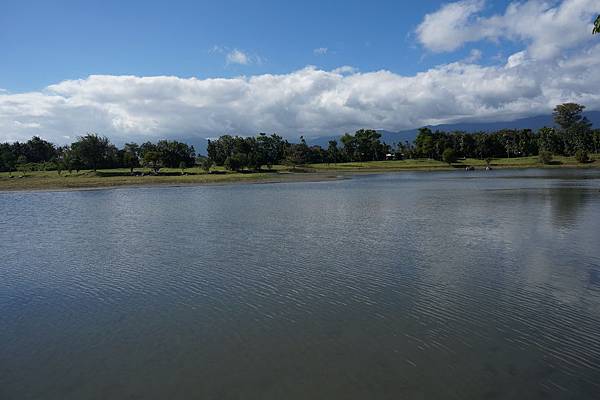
<box><xmin>1</xmin><ymin>169</ymin><xmax>600</xmax><ymax>399</ymax></box>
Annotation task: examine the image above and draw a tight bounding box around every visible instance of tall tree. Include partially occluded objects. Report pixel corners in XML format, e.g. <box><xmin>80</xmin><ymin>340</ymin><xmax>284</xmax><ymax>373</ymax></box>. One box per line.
<box><xmin>327</xmin><ymin>140</ymin><xmax>339</xmax><ymax>164</ymax></box>
<box><xmin>553</xmin><ymin>103</ymin><xmax>592</xmax><ymax>155</ymax></box>
<box><xmin>156</xmin><ymin>140</ymin><xmax>195</xmax><ymax>168</ymax></box>
<box><xmin>142</xmin><ymin>151</ymin><xmax>162</xmax><ymax>173</ymax></box>
<box><xmin>340</xmin><ymin>133</ymin><xmax>357</xmax><ymax>161</ymax></box>
<box><xmin>72</xmin><ymin>134</ymin><xmax>113</xmax><ymax>172</ymax></box>
<box><xmin>25</xmin><ymin>136</ymin><xmax>56</xmax><ymax>163</ymax></box>
<box><xmin>0</xmin><ymin>150</ymin><xmax>16</xmax><ymax>175</ymax></box>
<box><xmin>553</xmin><ymin>103</ymin><xmax>589</xmax><ymax>130</ymax></box>
<box><xmin>414</xmin><ymin>128</ymin><xmax>434</xmax><ymax>159</ymax></box>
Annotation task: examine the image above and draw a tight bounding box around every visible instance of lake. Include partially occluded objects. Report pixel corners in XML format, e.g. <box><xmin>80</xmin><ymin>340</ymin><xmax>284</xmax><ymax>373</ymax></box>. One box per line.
<box><xmin>1</xmin><ymin>169</ymin><xmax>600</xmax><ymax>399</ymax></box>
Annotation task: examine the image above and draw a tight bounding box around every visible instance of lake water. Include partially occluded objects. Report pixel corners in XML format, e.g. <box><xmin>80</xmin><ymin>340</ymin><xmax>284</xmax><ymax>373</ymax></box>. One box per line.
<box><xmin>1</xmin><ymin>169</ymin><xmax>600</xmax><ymax>399</ymax></box>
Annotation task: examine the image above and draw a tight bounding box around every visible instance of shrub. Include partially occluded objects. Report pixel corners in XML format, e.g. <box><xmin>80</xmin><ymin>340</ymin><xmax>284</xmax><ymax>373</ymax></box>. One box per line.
<box><xmin>575</xmin><ymin>149</ymin><xmax>589</xmax><ymax>164</ymax></box>
<box><xmin>538</xmin><ymin>150</ymin><xmax>553</xmax><ymax>164</ymax></box>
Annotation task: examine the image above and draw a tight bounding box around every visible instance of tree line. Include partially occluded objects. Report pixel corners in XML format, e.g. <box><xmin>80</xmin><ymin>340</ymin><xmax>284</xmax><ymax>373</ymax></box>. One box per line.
<box><xmin>0</xmin><ymin>134</ymin><xmax>196</xmax><ymax>174</ymax></box>
<box><xmin>407</xmin><ymin>103</ymin><xmax>599</xmax><ymax>164</ymax></box>
<box><xmin>1</xmin><ymin>103</ymin><xmax>599</xmax><ymax>174</ymax></box>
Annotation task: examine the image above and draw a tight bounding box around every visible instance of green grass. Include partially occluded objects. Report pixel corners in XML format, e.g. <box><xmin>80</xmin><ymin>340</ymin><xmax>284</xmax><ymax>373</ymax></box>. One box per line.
<box><xmin>310</xmin><ymin>154</ymin><xmax>600</xmax><ymax>171</ymax></box>
<box><xmin>2</xmin><ymin>154</ymin><xmax>599</xmax><ymax>191</ymax></box>
<box><xmin>0</xmin><ymin>167</ymin><xmax>290</xmax><ymax>191</ymax></box>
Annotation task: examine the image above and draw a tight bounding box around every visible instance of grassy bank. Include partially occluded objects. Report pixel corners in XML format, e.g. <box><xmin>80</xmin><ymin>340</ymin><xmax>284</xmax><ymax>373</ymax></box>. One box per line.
<box><xmin>0</xmin><ymin>167</ymin><xmax>314</xmax><ymax>192</ymax></box>
<box><xmin>310</xmin><ymin>154</ymin><xmax>600</xmax><ymax>172</ymax></box>
<box><xmin>1</xmin><ymin>154</ymin><xmax>599</xmax><ymax>191</ymax></box>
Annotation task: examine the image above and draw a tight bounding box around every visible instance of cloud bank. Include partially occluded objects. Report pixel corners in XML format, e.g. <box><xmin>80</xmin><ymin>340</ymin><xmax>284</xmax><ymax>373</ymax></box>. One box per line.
<box><xmin>416</xmin><ymin>0</ymin><xmax>600</xmax><ymax>59</ymax></box>
<box><xmin>1</xmin><ymin>0</ymin><xmax>599</xmax><ymax>144</ymax></box>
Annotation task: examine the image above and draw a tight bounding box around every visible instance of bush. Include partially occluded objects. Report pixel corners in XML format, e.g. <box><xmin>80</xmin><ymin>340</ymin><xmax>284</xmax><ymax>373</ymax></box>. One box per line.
<box><xmin>575</xmin><ymin>149</ymin><xmax>589</xmax><ymax>164</ymax></box>
<box><xmin>538</xmin><ymin>150</ymin><xmax>553</xmax><ymax>164</ymax></box>
<box><xmin>442</xmin><ymin>148</ymin><xmax>457</xmax><ymax>165</ymax></box>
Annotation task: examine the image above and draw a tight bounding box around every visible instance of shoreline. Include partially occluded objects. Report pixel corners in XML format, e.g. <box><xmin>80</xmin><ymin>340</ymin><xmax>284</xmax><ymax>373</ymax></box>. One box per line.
<box><xmin>0</xmin><ymin>171</ymin><xmax>345</xmax><ymax>194</ymax></box>
<box><xmin>2</xmin><ymin>161</ymin><xmax>600</xmax><ymax>193</ymax></box>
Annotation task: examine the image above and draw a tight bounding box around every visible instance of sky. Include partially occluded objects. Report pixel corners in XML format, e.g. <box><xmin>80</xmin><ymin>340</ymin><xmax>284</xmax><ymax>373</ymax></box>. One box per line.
<box><xmin>1</xmin><ymin>0</ymin><xmax>599</xmax><ymax>144</ymax></box>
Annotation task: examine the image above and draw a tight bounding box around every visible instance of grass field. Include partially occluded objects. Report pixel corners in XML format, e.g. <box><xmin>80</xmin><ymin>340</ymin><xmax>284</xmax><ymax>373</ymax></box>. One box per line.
<box><xmin>310</xmin><ymin>154</ymin><xmax>600</xmax><ymax>171</ymax></box>
<box><xmin>1</xmin><ymin>154</ymin><xmax>599</xmax><ymax>191</ymax></box>
<box><xmin>0</xmin><ymin>166</ymin><xmax>299</xmax><ymax>191</ymax></box>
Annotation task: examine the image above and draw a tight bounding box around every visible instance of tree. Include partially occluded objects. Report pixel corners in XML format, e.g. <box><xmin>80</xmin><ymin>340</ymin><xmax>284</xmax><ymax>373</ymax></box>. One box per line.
<box><xmin>539</xmin><ymin>150</ymin><xmax>553</xmax><ymax>165</ymax></box>
<box><xmin>575</xmin><ymin>149</ymin><xmax>589</xmax><ymax>163</ymax></box>
<box><xmin>415</xmin><ymin>128</ymin><xmax>434</xmax><ymax>158</ymax></box>
<box><xmin>340</xmin><ymin>133</ymin><xmax>357</xmax><ymax>161</ymax></box>
<box><xmin>199</xmin><ymin>157</ymin><xmax>214</xmax><ymax>173</ymax></box>
<box><xmin>553</xmin><ymin>103</ymin><xmax>592</xmax><ymax>155</ymax></box>
<box><xmin>122</xmin><ymin>143</ymin><xmax>140</xmax><ymax>173</ymax></box>
<box><xmin>500</xmin><ymin>130</ymin><xmax>517</xmax><ymax>158</ymax></box>
<box><xmin>538</xmin><ymin>127</ymin><xmax>563</xmax><ymax>154</ymax></box>
<box><xmin>143</xmin><ymin>151</ymin><xmax>162</xmax><ymax>173</ymax></box>
<box><xmin>553</xmin><ymin>103</ymin><xmax>589</xmax><ymax>131</ymax></box>
<box><xmin>592</xmin><ymin>129</ymin><xmax>600</xmax><ymax>154</ymax></box>
<box><xmin>156</xmin><ymin>140</ymin><xmax>195</xmax><ymax>168</ymax></box>
<box><xmin>73</xmin><ymin>133</ymin><xmax>112</xmax><ymax>171</ymax></box>
<box><xmin>354</xmin><ymin>129</ymin><xmax>385</xmax><ymax>161</ymax></box>
<box><xmin>122</xmin><ymin>151</ymin><xmax>139</xmax><ymax>173</ymax></box>
<box><xmin>593</xmin><ymin>15</ymin><xmax>600</xmax><ymax>34</ymax></box>
<box><xmin>1</xmin><ymin>150</ymin><xmax>16</xmax><ymax>176</ymax></box>
<box><xmin>442</xmin><ymin>148</ymin><xmax>457</xmax><ymax>165</ymax></box>
<box><xmin>16</xmin><ymin>155</ymin><xmax>29</xmax><ymax>176</ymax></box>
<box><xmin>25</xmin><ymin>136</ymin><xmax>56</xmax><ymax>163</ymax></box>
<box><xmin>257</xmin><ymin>133</ymin><xmax>286</xmax><ymax>168</ymax></box>
<box><xmin>207</xmin><ymin>135</ymin><xmax>236</xmax><ymax>166</ymax></box>
<box><xmin>284</xmin><ymin>137</ymin><xmax>309</xmax><ymax>169</ymax></box>
<box><xmin>327</xmin><ymin>140</ymin><xmax>339</xmax><ymax>164</ymax></box>
<box><xmin>224</xmin><ymin>153</ymin><xmax>247</xmax><ymax>172</ymax></box>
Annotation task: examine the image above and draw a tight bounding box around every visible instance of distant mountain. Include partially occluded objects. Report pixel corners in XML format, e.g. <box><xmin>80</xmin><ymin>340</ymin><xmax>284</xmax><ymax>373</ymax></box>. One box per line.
<box><xmin>178</xmin><ymin>136</ymin><xmax>209</xmax><ymax>156</ymax></box>
<box><xmin>308</xmin><ymin>111</ymin><xmax>600</xmax><ymax>148</ymax></box>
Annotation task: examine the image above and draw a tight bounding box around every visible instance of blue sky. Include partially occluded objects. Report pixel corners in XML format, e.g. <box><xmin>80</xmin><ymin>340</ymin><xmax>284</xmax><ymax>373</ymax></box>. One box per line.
<box><xmin>1</xmin><ymin>0</ymin><xmax>599</xmax><ymax>143</ymax></box>
<box><xmin>1</xmin><ymin>0</ymin><xmax>515</xmax><ymax>92</ymax></box>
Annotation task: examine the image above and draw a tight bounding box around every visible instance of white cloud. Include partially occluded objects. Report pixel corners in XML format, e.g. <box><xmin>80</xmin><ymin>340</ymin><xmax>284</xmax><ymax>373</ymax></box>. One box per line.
<box><xmin>2</xmin><ymin>43</ymin><xmax>600</xmax><ymax>146</ymax></box>
<box><xmin>416</xmin><ymin>0</ymin><xmax>486</xmax><ymax>52</ymax></box>
<box><xmin>211</xmin><ymin>46</ymin><xmax>261</xmax><ymax>65</ymax></box>
<box><xmin>313</xmin><ymin>47</ymin><xmax>328</xmax><ymax>55</ymax></box>
<box><xmin>506</xmin><ymin>51</ymin><xmax>528</xmax><ymax>68</ymax></box>
<box><xmin>463</xmin><ymin>49</ymin><xmax>483</xmax><ymax>63</ymax></box>
<box><xmin>226</xmin><ymin>49</ymin><xmax>250</xmax><ymax>65</ymax></box>
<box><xmin>332</xmin><ymin>66</ymin><xmax>357</xmax><ymax>74</ymax></box>
<box><xmin>417</xmin><ymin>0</ymin><xmax>600</xmax><ymax>59</ymax></box>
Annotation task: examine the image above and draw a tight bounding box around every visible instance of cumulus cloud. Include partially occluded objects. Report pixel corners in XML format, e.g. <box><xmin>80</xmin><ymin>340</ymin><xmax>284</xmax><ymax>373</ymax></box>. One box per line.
<box><xmin>417</xmin><ymin>0</ymin><xmax>600</xmax><ymax>59</ymax></box>
<box><xmin>210</xmin><ymin>46</ymin><xmax>260</xmax><ymax>65</ymax></box>
<box><xmin>2</xmin><ymin>43</ymin><xmax>600</xmax><ymax>145</ymax></box>
<box><xmin>226</xmin><ymin>49</ymin><xmax>250</xmax><ymax>65</ymax></box>
<box><xmin>313</xmin><ymin>47</ymin><xmax>328</xmax><ymax>55</ymax></box>
<box><xmin>416</xmin><ymin>0</ymin><xmax>487</xmax><ymax>52</ymax></box>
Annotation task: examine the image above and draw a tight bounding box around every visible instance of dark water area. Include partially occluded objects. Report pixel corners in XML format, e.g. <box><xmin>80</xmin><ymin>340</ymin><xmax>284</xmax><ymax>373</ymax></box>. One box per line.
<box><xmin>1</xmin><ymin>169</ymin><xmax>600</xmax><ymax>399</ymax></box>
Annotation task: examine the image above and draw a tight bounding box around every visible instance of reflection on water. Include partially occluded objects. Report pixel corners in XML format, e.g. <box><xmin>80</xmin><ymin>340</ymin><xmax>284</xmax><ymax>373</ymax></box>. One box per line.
<box><xmin>1</xmin><ymin>169</ymin><xmax>600</xmax><ymax>400</ymax></box>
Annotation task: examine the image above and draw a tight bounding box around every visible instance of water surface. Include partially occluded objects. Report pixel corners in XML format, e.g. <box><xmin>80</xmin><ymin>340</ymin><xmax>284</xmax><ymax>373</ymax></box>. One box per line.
<box><xmin>1</xmin><ymin>169</ymin><xmax>600</xmax><ymax>399</ymax></box>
